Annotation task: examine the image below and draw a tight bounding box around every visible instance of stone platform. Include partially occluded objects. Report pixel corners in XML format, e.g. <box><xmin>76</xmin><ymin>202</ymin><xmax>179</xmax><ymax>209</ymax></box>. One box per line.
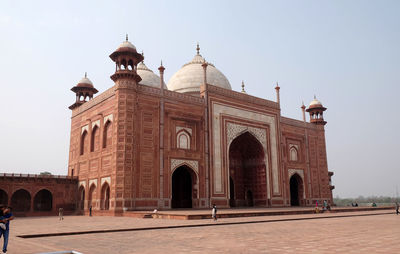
<box><xmin>123</xmin><ymin>206</ymin><xmax>394</xmax><ymax>220</ymax></box>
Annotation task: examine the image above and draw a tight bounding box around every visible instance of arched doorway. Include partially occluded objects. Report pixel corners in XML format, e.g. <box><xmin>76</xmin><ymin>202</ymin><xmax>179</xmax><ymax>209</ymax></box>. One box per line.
<box><xmin>0</xmin><ymin>189</ymin><xmax>8</xmax><ymax>205</ymax></box>
<box><xmin>88</xmin><ymin>184</ymin><xmax>96</xmax><ymax>209</ymax></box>
<box><xmin>11</xmin><ymin>189</ymin><xmax>31</xmax><ymax>212</ymax></box>
<box><xmin>290</xmin><ymin>174</ymin><xmax>304</xmax><ymax>206</ymax></box>
<box><xmin>229</xmin><ymin>132</ymin><xmax>267</xmax><ymax>207</ymax></box>
<box><xmin>34</xmin><ymin>189</ymin><xmax>53</xmax><ymax>211</ymax></box>
<box><xmin>78</xmin><ymin>186</ymin><xmax>85</xmax><ymax>210</ymax></box>
<box><xmin>100</xmin><ymin>183</ymin><xmax>110</xmax><ymax>210</ymax></box>
<box><xmin>171</xmin><ymin>165</ymin><xmax>195</xmax><ymax>208</ymax></box>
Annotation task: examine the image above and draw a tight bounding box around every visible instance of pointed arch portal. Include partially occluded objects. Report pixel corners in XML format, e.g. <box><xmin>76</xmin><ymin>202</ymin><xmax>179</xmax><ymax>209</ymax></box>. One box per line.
<box><xmin>290</xmin><ymin>173</ymin><xmax>304</xmax><ymax>206</ymax></box>
<box><xmin>171</xmin><ymin>165</ymin><xmax>196</xmax><ymax>208</ymax></box>
<box><xmin>229</xmin><ymin>131</ymin><xmax>267</xmax><ymax>207</ymax></box>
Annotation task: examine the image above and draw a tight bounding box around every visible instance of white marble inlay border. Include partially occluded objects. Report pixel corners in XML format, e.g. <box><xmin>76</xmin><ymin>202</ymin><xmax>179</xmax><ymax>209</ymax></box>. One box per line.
<box><xmin>81</xmin><ymin>125</ymin><xmax>89</xmax><ymax>134</ymax></box>
<box><xmin>92</xmin><ymin>120</ymin><xmax>100</xmax><ymax>128</ymax></box>
<box><xmin>104</xmin><ymin>114</ymin><xmax>113</xmax><ymax>124</ymax></box>
<box><xmin>79</xmin><ymin>181</ymin><xmax>86</xmax><ymax>189</ymax></box>
<box><xmin>89</xmin><ymin>179</ymin><xmax>98</xmax><ymax>188</ymax></box>
<box><xmin>176</xmin><ymin>126</ymin><xmax>192</xmax><ymax>135</ymax></box>
<box><xmin>101</xmin><ymin>176</ymin><xmax>111</xmax><ymax>187</ymax></box>
<box><xmin>171</xmin><ymin>159</ymin><xmax>199</xmax><ymax>175</ymax></box>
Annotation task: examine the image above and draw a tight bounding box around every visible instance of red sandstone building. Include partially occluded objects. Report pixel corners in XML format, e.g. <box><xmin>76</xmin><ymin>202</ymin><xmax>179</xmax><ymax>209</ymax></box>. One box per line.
<box><xmin>67</xmin><ymin>38</ymin><xmax>334</xmax><ymax>215</ymax></box>
<box><xmin>0</xmin><ymin>38</ymin><xmax>334</xmax><ymax>216</ymax></box>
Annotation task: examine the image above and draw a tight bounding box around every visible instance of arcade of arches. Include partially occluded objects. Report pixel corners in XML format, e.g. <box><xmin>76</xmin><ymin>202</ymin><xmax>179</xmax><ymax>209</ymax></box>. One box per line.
<box><xmin>229</xmin><ymin>132</ymin><xmax>267</xmax><ymax>207</ymax></box>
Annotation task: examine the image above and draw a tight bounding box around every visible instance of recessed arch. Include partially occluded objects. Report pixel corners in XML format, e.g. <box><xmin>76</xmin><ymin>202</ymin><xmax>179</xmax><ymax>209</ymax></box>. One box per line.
<box><xmin>176</xmin><ymin>130</ymin><xmax>191</xmax><ymax>149</ymax></box>
<box><xmin>81</xmin><ymin>130</ymin><xmax>88</xmax><ymax>155</ymax></box>
<box><xmin>229</xmin><ymin>131</ymin><xmax>267</xmax><ymax>207</ymax></box>
<box><xmin>78</xmin><ymin>185</ymin><xmax>85</xmax><ymax>210</ymax></box>
<box><xmin>0</xmin><ymin>189</ymin><xmax>8</xmax><ymax>206</ymax></box>
<box><xmin>289</xmin><ymin>147</ymin><xmax>298</xmax><ymax>161</ymax></box>
<box><xmin>91</xmin><ymin>125</ymin><xmax>100</xmax><ymax>152</ymax></box>
<box><xmin>88</xmin><ymin>183</ymin><xmax>97</xmax><ymax>209</ymax></box>
<box><xmin>33</xmin><ymin>189</ymin><xmax>53</xmax><ymax>211</ymax></box>
<box><xmin>290</xmin><ymin>173</ymin><xmax>304</xmax><ymax>206</ymax></box>
<box><xmin>11</xmin><ymin>189</ymin><xmax>31</xmax><ymax>212</ymax></box>
<box><xmin>103</xmin><ymin>120</ymin><xmax>112</xmax><ymax>148</ymax></box>
<box><xmin>100</xmin><ymin>182</ymin><xmax>110</xmax><ymax>210</ymax></box>
<box><xmin>171</xmin><ymin>165</ymin><xmax>197</xmax><ymax>208</ymax></box>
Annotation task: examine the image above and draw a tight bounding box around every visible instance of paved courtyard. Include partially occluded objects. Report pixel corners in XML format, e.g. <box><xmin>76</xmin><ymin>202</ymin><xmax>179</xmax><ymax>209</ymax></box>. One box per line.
<box><xmin>4</xmin><ymin>210</ymin><xmax>400</xmax><ymax>253</ymax></box>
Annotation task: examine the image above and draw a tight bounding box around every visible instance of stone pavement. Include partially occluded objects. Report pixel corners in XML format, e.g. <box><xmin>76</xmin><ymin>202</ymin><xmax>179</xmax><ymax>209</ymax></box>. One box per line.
<box><xmin>4</xmin><ymin>210</ymin><xmax>400</xmax><ymax>253</ymax></box>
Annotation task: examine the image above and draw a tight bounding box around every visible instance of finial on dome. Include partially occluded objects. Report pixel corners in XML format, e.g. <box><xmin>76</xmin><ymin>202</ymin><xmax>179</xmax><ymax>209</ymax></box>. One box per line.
<box><xmin>196</xmin><ymin>42</ymin><xmax>200</xmax><ymax>55</ymax></box>
<box><xmin>241</xmin><ymin>80</ymin><xmax>246</xmax><ymax>93</ymax></box>
<box><xmin>160</xmin><ymin>60</ymin><xmax>163</xmax><ymax>66</ymax></box>
<box><xmin>314</xmin><ymin>94</ymin><xmax>317</xmax><ymax>99</ymax></box>
<box><xmin>126</xmin><ymin>34</ymin><xmax>128</xmax><ymax>41</ymax></box>
<box><xmin>141</xmin><ymin>51</ymin><xmax>144</xmax><ymax>63</ymax></box>
<box><xmin>85</xmin><ymin>72</ymin><xmax>87</xmax><ymax>78</ymax></box>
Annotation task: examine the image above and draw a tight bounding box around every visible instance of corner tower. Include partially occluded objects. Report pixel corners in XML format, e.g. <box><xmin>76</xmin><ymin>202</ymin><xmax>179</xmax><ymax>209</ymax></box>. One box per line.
<box><xmin>306</xmin><ymin>96</ymin><xmax>327</xmax><ymax>125</ymax></box>
<box><xmin>109</xmin><ymin>36</ymin><xmax>143</xmax><ymax>213</ymax></box>
<box><xmin>109</xmin><ymin>35</ymin><xmax>144</xmax><ymax>85</ymax></box>
<box><xmin>69</xmin><ymin>73</ymin><xmax>98</xmax><ymax>110</ymax></box>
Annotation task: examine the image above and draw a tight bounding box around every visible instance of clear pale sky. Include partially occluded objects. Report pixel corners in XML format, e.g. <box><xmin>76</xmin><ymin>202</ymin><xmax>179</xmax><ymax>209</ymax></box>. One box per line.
<box><xmin>0</xmin><ymin>0</ymin><xmax>399</xmax><ymax>198</ymax></box>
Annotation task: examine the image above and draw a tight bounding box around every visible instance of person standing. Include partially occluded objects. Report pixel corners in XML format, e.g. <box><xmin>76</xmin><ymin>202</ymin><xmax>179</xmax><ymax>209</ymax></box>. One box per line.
<box><xmin>89</xmin><ymin>205</ymin><xmax>92</xmax><ymax>217</ymax></box>
<box><xmin>0</xmin><ymin>206</ymin><xmax>14</xmax><ymax>253</ymax></box>
<box><xmin>212</xmin><ymin>204</ymin><xmax>217</xmax><ymax>221</ymax></box>
<box><xmin>396</xmin><ymin>202</ymin><xmax>399</xmax><ymax>215</ymax></box>
<box><xmin>59</xmin><ymin>207</ymin><xmax>64</xmax><ymax>220</ymax></box>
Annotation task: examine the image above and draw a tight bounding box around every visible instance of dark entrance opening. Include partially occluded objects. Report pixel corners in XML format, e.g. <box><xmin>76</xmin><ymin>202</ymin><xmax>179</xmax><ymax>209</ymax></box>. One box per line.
<box><xmin>79</xmin><ymin>186</ymin><xmax>85</xmax><ymax>210</ymax></box>
<box><xmin>101</xmin><ymin>183</ymin><xmax>110</xmax><ymax>210</ymax></box>
<box><xmin>290</xmin><ymin>174</ymin><xmax>303</xmax><ymax>206</ymax></box>
<box><xmin>11</xmin><ymin>189</ymin><xmax>31</xmax><ymax>212</ymax></box>
<box><xmin>229</xmin><ymin>177</ymin><xmax>235</xmax><ymax>207</ymax></box>
<box><xmin>0</xmin><ymin>189</ymin><xmax>8</xmax><ymax>205</ymax></box>
<box><xmin>34</xmin><ymin>189</ymin><xmax>53</xmax><ymax>211</ymax></box>
<box><xmin>171</xmin><ymin>166</ymin><xmax>193</xmax><ymax>208</ymax></box>
<box><xmin>229</xmin><ymin>132</ymin><xmax>267</xmax><ymax>207</ymax></box>
<box><xmin>246</xmin><ymin>190</ymin><xmax>254</xmax><ymax>207</ymax></box>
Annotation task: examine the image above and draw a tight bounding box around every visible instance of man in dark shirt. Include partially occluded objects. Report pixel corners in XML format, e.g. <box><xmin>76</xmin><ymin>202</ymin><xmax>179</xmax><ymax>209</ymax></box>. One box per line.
<box><xmin>0</xmin><ymin>206</ymin><xmax>14</xmax><ymax>253</ymax></box>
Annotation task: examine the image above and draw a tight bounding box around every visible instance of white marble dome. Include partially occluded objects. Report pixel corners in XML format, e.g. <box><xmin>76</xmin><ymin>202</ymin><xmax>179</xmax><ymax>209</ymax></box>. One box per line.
<box><xmin>309</xmin><ymin>97</ymin><xmax>323</xmax><ymax>108</ymax></box>
<box><xmin>167</xmin><ymin>51</ymin><xmax>231</xmax><ymax>93</ymax></box>
<box><xmin>117</xmin><ymin>40</ymin><xmax>136</xmax><ymax>50</ymax></box>
<box><xmin>137</xmin><ymin>62</ymin><xmax>167</xmax><ymax>89</ymax></box>
<box><xmin>77</xmin><ymin>73</ymin><xmax>94</xmax><ymax>88</ymax></box>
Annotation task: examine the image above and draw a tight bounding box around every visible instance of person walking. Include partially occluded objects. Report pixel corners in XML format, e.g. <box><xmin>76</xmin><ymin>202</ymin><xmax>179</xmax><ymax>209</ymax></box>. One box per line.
<box><xmin>89</xmin><ymin>205</ymin><xmax>92</xmax><ymax>217</ymax></box>
<box><xmin>0</xmin><ymin>206</ymin><xmax>14</xmax><ymax>253</ymax></box>
<box><xmin>59</xmin><ymin>207</ymin><xmax>64</xmax><ymax>220</ymax></box>
<box><xmin>212</xmin><ymin>204</ymin><xmax>217</xmax><ymax>221</ymax></box>
<box><xmin>396</xmin><ymin>202</ymin><xmax>399</xmax><ymax>215</ymax></box>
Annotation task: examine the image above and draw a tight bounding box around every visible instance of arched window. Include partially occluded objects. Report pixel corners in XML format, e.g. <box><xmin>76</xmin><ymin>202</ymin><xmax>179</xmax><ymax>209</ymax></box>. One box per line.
<box><xmin>103</xmin><ymin>121</ymin><xmax>112</xmax><ymax>148</ymax></box>
<box><xmin>290</xmin><ymin>147</ymin><xmax>298</xmax><ymax>161</ymax></box>
<box><xmin>177</xmin><ymin>131</ymin><xmax>190</xmax><ymax>149</ymax></box>
<box><xmin>91</xmin><ymin>125</ymin><xmax>100</xmax><ymax>152</ymax></box>
<box><xmin>80</xmin><ymin>130</ymin><xmax>88</xmax><ymax>155</ymax></box>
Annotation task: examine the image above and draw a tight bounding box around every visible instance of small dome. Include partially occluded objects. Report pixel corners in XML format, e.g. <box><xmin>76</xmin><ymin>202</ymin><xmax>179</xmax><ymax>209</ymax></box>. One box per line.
<box><xmin>137</xmin><ymin>62</ymin><xmax>167</xmax><ymax>89</ymax></box>
<box><xmin>167</xmin><ymin>47</ymin><xmax>231</xmax><ymax>93</ymax></box>
<box><xmin>117</xmin><ymin>40</ymin><xmax>136</xmax><ymax>51</ymax></box>
<box><xmin>77</xmin><ymin>73</ymin><xmax>94</xmax><ymax>88</ymax></box>
<box><xmin>309</xmin><ymin>97</ymin><xmax>323</xmax><ymax>108</ymax></box>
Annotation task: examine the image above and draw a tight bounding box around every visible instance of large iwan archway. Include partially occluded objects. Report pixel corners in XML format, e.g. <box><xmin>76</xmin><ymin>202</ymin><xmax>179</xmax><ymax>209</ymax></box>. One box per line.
<box><xmin>290</xmin><ymin>173</ymin><xmax>304</xmax><ymax>206</ymax></box>
<box><xmin>229</xmin><ymin>131</ymin><xmax>267</xmax><ymax>207</ymax></box>
<box><xmin>171</xmin><ymin>165</ymin><xmax>196</xmax><ymax>208</ymax></box>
